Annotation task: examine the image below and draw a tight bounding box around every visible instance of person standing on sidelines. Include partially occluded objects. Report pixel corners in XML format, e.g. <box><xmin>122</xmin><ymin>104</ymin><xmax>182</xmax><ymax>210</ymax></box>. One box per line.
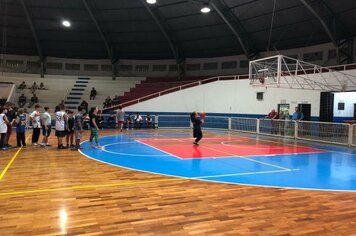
<box><xmin>0</xmin><ymin>107</ymin><xmax>9</xmax><ymax>150</ymax></box>
<box><xmin>12</xmin><ymin>108</ymin><xmax>27</xmax><ymax>148</ymax></box>
<box><xmin>29</xmin><ymin>104</ymin><xmax>41</xmax><ymax>146</ymax></box>
<box><xmin>116</xmin><ymin>105</ymin><xmax>125</xmax><ymax>132</ymax></box>
<box><xmin>55</xmin><ymin>105</ymin><xmax>68</xmax><ymax>149</ymax></box>
<box><xmin>4</xmin><ymin>103</ymin><xmax>16</xmax><ymax>148</ymax></box>
<box><xmin>89</xmin><ymin>107</ymin><xmax>101</xmax><ymax>149</ymax></box>
<box><xmin>74</xmin><ymin>106</ymin><xmax>85</xmax><ymax>150</ymax></box>
<box><xmin>190</xmin><ymin>112</ymin><xmax>204</xmax><ymax>145</ymax></box>
<box><xmin>40</xmin><ymin>106</ymin><xmax>52</xmax><ymax>147</ymax></box>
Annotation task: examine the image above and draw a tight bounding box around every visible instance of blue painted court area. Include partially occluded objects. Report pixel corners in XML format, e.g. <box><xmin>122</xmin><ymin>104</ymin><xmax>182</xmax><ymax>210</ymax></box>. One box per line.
<box><xmin>79</xmin><ymin>132</ymin><xmax>356</xmax><ymax>192</ymax></box>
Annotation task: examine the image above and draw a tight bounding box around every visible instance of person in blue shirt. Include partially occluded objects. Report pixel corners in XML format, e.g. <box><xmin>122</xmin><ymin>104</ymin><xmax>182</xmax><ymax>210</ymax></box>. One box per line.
<box><xmin>291</xmin><ymin>107</ymin><xmax>304</xmax><ymax>121</ymax></box>
<box><xmin>12</xmin><ymin>108</ymin><xmax>27</xmax><ymax>147</ymax></box>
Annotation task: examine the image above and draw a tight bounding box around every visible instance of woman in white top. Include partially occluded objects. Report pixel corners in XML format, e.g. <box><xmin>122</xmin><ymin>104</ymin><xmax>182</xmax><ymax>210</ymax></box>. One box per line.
<box><xmin>0</xmin><ymin>107</ymin><xmax>9</xmax><ymax>150</ymax></box>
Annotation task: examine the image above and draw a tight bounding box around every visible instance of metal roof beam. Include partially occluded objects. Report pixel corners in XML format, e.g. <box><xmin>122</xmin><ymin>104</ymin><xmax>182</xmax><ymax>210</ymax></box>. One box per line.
<box><xmin>19</xmin><ymin>0</ymin><xmax>45</xmax><ymax>77</ymax></box>
<box><xmin>140</xmin><ymin>0</ymin><xmax>184</xmax><ymax>78</ymax></box>
<box><xmin>209</xmin><ymin>0</ymin><xmax>252</xmax><ymax>59</ymax></box>
<box><xmin>299</xmin><ymin>0</ymin><xmax>337</xmax><ymax>47</ymax></box>
<box><xmin>81</xmin><ymin>0</ymin><xmax>114</xmax><ymax>62</ymax></box>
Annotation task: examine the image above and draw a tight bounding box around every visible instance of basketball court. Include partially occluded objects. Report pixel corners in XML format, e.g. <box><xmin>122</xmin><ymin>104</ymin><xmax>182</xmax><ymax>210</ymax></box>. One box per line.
<box><xmin>1</xmin><ymin>0</ymin><xmax>356</xmax><ymax>234</ymax></box>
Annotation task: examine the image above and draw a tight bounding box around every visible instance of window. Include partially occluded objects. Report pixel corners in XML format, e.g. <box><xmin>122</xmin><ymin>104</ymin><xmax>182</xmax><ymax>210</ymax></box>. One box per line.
<box><xmin>6</xmin><ymin>60</ymin><xmax>24</xmax><ymax>68</ymax></box>
<box><xmin>135</xmin><ymin>65</ymin><xmax>149</xmax><ymax>72</ymax></box>
<box><xmin>169</xmin><ymin>64</ymin><xmax>177</xmax><ymax>71</ymax></box>
<box><xmin>203</xmin><ymin>62</ymin><xmax>218</xmax><ymax>70</ymax></box>
<box><xmin>101</xmin><ymin>64</ymin><xmax>112</xmax><ymax>71</ymax></box>
<box><xmin>328</xmin><ymin>49</ymin><xmax>337</xmax><ymax>59</ymax></box>
<box><xmin>222</xmin><ymin>61</ymin><xmax>237</xmax><ymax>69</ymax></box>
<box><xmin>338</xmin><ymin>102</ymin><xmax>345</xmax><ymax>110</ymax></box>
<box><xmin>186</xmin><ymin>63</ymin><xmax>200</xmax><ymax>71</ymax></box>
<box><xmin>152</xmin><ymin>65</ymin><xmax>167</xmax><ymax>72</ymax></box>
<box><xmin>240</xmin><ymin>60</ymin><xmax>248</xmax><ymax>68</ymax></box>
<box><xmin>303</xmin><ymin>51</ymin><xmax>323</xmax><ymax>62</ymax></box>
<box><xmin>256</xmin><ymin>92</ymin><xmax>263</xmax><ymax>101</ymax></box>
<box><xmin>119</xmin><ymin>65</ymin><xmax>133</xmax><ymax>72</ymax></box>
<box><xmin>47</xmin><ymin>62</ymin><xmax>62</xmax><ymax>70</ymax></box>
<box><xmin>84</xmin><ymin>64</ymin><xmax>99</xmax><ymax>71</ymax></box>
<box><xmin>65</xmin><ymin>63</ymin><xmax>80</xmax><ymax>70</ymax></box>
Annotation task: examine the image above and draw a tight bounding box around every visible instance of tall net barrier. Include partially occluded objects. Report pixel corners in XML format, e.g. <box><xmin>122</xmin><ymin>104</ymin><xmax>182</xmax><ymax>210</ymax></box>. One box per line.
<box><xmin>97</xmin><ymin>114</ymin><xmax>355</xmax><ymax>146</ymax></box>
<box><xmin>157</xmin><ymin>115</ymin><xmax>191</xmax><ymax>128</ymax></box>
<box><xmin>203</xmin><ymin>116</ymin><xmax>229</xmax><ymax>129</ymax></box>
<box><xmin>353</xmin><ymin>125</ymin><xmax>356</xmax><ymax>147</ymax></box>
<box><xmin>297</xmin><ymin>121</ymin><xmax>349</xmax><ymax>145</ymax></box>
<box><xmin>230</xmin><ymin>117</ymin><xmax>257</xmax><ymax>133</ymax></box>
<box><xmin>259</xmin><ymin>119</ymin><xmax>295</xmax><ymax>137</ymax></box>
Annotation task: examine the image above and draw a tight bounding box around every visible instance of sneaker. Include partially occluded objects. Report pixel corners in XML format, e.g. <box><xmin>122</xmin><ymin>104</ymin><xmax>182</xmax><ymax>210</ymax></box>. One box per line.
<box><xmin>32</xmin><ymin>143</ymin><xmax>38</xmax><ymax>146</ymax></box>
<box><xmin>46</xmin><ymin>144</ymin><xmax>52</xmax><ymax>147</ymax></box>
<box><xmin>193</xmin><ymin>142</ymin><xmax>199</xmax><ymax>145</ymax></box>
<box><xmin>58</xmin><ymin>146</ymin><xmax>67</xmax><ymax>149</ymax></box>
<box><xmin>1</xmin><ymin>147</ymin><xmax>8</xmax><ymax>150</ymax></box>
<box><xmin>70</xmin><ymin>144</ymin><xmax>75</xmax><ymax>148</ymax></box>
<box><xmin>40</xmin><ymin>143</ymin><xmax>46</xmax><ymax>147</ymax></box>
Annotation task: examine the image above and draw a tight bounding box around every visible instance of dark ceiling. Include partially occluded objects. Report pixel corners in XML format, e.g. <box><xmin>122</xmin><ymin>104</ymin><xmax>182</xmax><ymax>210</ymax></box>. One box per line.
<box><xmin>0</xmin><ymin>0</ymin><xmax>355</xmax><ymax>60</ymax></box>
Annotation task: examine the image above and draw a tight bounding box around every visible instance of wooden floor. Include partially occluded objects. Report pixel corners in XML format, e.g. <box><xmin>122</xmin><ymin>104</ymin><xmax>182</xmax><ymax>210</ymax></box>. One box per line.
<box><xmin>0</xmin><ymin>129</ymin><xmax>355</xmax><ymax>235</ymax></box>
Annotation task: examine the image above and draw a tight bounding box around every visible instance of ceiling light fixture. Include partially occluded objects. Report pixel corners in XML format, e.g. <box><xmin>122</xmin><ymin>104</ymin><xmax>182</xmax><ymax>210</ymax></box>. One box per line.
<box><xmin>62</xmin><ymin>20</ymin><xmax>71</xmax><ymax>27</ymax></box>
<box><xmin>200</xmin><ymin>4</ymin><xmax>211</xmax><ymax>13</ymax></box>
<box><xmin>146</xmin><ymin>0</ymin><xmax>157</xmax><ymax>4</ymax></box>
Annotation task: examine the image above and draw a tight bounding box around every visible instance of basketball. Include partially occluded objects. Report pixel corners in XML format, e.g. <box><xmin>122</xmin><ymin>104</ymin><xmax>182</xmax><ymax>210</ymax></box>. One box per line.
<box><xmin>200</xmin><ymin>112</ymin><xmax>206</xmax><ymax>118</ymax></box>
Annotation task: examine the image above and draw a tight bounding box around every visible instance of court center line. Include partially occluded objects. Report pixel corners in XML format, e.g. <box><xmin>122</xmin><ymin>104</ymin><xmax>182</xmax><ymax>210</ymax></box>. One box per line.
<box><xmin>199</xmin><ymin>145</ymin><xmax>291</xmax><ymax>171</ymax></box>
<box><xmin>192</xmin><ymin>169</ymin><xmax>300</xmax><ymax>179</ymax></box>
<box><xmin>0</xmin><ymin>135</ymin><xmax>30</xmax><ymax>181</ymax></box>
<box><xmin>0</xmin><ymin>178</ymin><xmax>188</xmax><ymax>197</ymax></box>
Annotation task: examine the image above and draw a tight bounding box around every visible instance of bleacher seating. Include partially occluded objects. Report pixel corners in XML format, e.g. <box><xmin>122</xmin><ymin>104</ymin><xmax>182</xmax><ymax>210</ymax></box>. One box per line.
<box><xmin>119</xmin><ymin>76</ymin><xmax>207</xmax><ymax>104</ymax></box>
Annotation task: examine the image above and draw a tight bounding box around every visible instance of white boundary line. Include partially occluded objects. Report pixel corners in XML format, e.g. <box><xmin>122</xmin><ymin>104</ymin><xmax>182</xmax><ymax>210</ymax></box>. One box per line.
<box><xmin>78</xmin><ymin>148</ymin><xmax>356</xmax><ymax>192</ymax></box>
<box><xmin>199</xmin><ymin>145</ymin><xmax>291</xmax><ymax>171</ymax></box>
<box><xmin>101</xmin><ymin>142</ymin><xmax>170</xmax><ymax>157</ymax></box>
<box><xmin>193</xmin><ymin>169</ymin><xmax>300</xmax><ymax>179</ymax></box>
<box><xmin>135</xmin><ymin>139</ymin><xmax>184</xmax><ymax>160</ymax></box>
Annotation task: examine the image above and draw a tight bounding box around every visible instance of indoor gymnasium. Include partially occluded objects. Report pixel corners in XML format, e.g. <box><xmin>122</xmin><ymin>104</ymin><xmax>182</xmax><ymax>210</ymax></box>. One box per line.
<box><xmin>0</xmin><ymin>0</ymin><xmax>356</xmax><ymax>235</ymax></box>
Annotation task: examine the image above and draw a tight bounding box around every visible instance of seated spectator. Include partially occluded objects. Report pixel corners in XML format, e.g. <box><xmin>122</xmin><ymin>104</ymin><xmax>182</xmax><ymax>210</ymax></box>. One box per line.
<box><xmin>103</xmin><ymin>96</ymin><xmax>112</xmax><ymax>108</ymax></box>
<box><xmin>146</xmin><ymin>114</ymin><xmax>153</xmax><ymax>128</ymax></box>
<box><xmin>30</xmin><ymin>82</ymin><xmax>38</xmax><ymax>93</ymax></box>
<box><xmin>134</xmin><ymin>113</ymin><xmax>143</xmax><ymax>129</ymax></box>
<box><xmin>112</xmin><ymin>95</ymin><xmax>120</xmax><ymax>105</ymax></box>
<box><xmin>126</xmin><ymin>114</ymin><xmax>133</xmax><ymax>130</ymax></box>
<box><xmin>39</xmin><ymin>82</ymin><xmax>45</xmax><ymax>90</ymax></box>
<box><xmin>28</xmin><ymin>94</ymin><xmax>38</xmax><ymax>108</ymax></box>
<box><xmin>18</xmin><ymin>81</ymin><xmax>27</xmax><ymax>90</ymax></box>
<box><xmin>80</xmin><ymin>100</ymin><xmax>88</xmax><ymax>113</ymax></box>
<box><xmin>18</xmin><ymin>94</ymin><xmax>27</xmax><ymax>108</ymax></box>
<box><xmin>90</xmin><ymin>87</ymin><xmax>97</xmax><ymax>100</ymax></box>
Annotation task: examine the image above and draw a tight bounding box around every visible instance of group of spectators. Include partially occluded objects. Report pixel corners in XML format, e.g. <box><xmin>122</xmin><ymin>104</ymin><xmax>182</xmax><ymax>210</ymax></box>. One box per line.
<box><xmin>18</xmin><ymin>93</ymin><xmax>39</xmax><ymax>108</ymax></box>
<box><xmin>114</xmin><ymin>106</ymin><xmax>153</xmax><ymax>131</ymax></box>
<box><xmin>103</xmin><ymin>95</ymin><xmax>120</xmax><ymax>108</ymax></box>
<box><xmin>18</xmin><ymin>81</ymin><xmax>46</xmax><ymax>93</ymax></box>
<box><xmin>17</xmin><ymin>81</ymin><xmax>47</xmax><ymax>109</ymax></box>
<box><xmin>265</xmin><ymin>107</ymin><xmax>304</xmax><ymax>134</ymax></box>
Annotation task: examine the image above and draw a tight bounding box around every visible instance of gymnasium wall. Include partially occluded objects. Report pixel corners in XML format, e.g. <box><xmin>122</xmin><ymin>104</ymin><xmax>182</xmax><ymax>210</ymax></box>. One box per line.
<box><xmin>333</xmin><ymin>92</ymin><xmax>356</xmax><ymax>121</ymax></box>
<box><xmin>125</xmin><ymin>79</ymin><xmax>321</xmax><ymax>118</ymax></box>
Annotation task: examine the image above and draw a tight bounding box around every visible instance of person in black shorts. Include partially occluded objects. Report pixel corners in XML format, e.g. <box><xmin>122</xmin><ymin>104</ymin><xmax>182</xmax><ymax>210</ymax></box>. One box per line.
<box><xmin>66</xmin><ymin>110</ymin><xmax>75</xmax><ymax>148</ymax></box>
<box><xmin>190</xmin><ymin>112</ymin><xmax>204</xmax><ymax>145</ymax></box>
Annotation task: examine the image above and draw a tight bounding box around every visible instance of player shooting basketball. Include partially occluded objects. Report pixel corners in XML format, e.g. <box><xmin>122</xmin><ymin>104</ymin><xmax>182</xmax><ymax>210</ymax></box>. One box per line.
<box><xmin>190</xmin><ymin>112</ymin><xmax>205</xmax><ymax>145</ymax></box>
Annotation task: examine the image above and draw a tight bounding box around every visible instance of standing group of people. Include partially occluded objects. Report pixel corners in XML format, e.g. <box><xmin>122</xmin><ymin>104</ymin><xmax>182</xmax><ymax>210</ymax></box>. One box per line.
<box><xmin>0</xmin><ymin>102</ymin><xmax>103</xmax><ymax>151</ymax></box>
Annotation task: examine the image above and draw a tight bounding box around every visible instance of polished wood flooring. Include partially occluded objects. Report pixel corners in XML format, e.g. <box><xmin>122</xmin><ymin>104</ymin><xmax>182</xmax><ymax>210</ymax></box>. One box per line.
<box><xmin>0</xmin><ymin>129</ymin><xmax>355</xmax><ymax>235</ymax></box>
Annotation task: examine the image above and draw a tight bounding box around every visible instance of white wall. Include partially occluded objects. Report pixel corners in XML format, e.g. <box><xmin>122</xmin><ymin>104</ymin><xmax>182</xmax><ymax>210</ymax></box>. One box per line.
<box><xmin>334</xmin><ymin>92</ymin><xmax>356</xmax><ymax>117</ymax></box>
<box><xmin>125</xmin><ymin>79</ymin><xmax>321</xmax><ymax>116</ymax></box>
